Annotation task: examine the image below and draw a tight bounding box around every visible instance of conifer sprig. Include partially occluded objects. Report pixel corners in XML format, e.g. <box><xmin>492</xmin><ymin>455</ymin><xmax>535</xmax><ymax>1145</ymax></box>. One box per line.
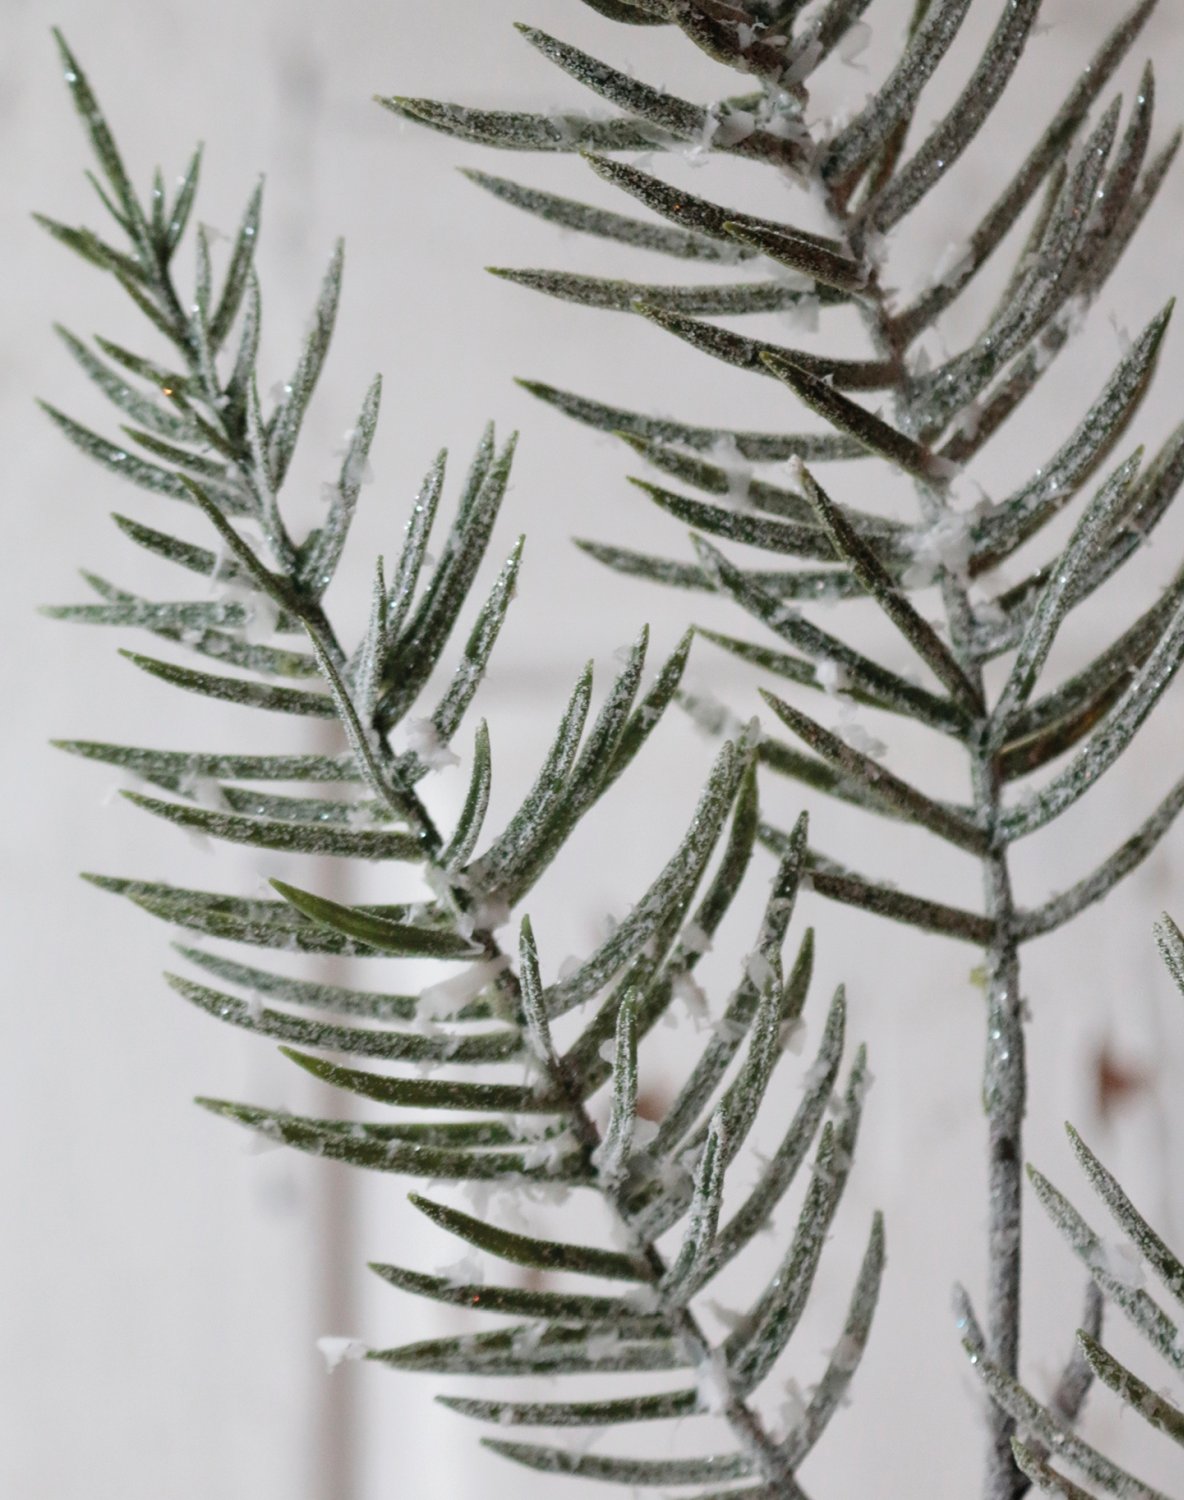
<box><xmin>389</xmin><ymin>3</ymin><xmax>1184</xmax><ymax>1495</ymax></box>
<box><xmin>43</xmin><ymin>5</ymin><xmax>1184</xmax><ymax>1496</ymax></box>
<box><xmin>959</xmin><ymin>919</ymin><xmax>1184</xmax><ymax>1497</ymax></box>
<box><xmin>43</xmin><ymin>27</ymin><xmax>880</xmax><ymax>1498</ymax></box>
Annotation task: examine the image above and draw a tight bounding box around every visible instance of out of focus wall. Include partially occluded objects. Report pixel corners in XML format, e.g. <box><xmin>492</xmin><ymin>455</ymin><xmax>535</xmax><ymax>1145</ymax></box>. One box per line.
<box><xmin>5</xmin><ymin>3</ymin><xmax>1184</xmax><ymax>1497</ymax></box>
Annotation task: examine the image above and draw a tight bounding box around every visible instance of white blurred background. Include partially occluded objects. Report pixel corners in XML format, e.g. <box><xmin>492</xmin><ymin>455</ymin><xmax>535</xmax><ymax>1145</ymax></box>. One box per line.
<box><xmin>5</xmin><ymin>1</ymin><xmax>1184</xmax><ymax>1496</ymax></box>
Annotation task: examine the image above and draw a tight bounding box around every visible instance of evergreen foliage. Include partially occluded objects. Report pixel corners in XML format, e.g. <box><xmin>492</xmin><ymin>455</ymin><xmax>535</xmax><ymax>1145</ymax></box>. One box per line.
<box><xmin>960</xmin><ymin>918</ymin><xmax>1184</xmax><ymax>1497</ymax></box>
<box><xmin>41</xmin><ymin>6</ymin><xmax>1184</xmax><ymax>1498</ymax></box>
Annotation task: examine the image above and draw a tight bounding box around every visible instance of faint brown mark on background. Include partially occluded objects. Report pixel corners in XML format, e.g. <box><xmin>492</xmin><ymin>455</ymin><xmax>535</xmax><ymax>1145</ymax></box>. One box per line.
<box><xmin>1093</xmin><ymin>1042</ymin><xmax>1151</xmax><ymax>1125</ymax></box>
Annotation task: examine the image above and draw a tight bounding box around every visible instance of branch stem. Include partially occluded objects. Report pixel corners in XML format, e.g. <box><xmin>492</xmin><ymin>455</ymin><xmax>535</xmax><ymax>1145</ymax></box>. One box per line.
<box><xmin>975</xmin><ymin>755</ymin><xmax>1027</xmax><ymax>1500</ymax></box>
<box><xmin>821</xmin><ymin>179</ymin><xmax>1028</xmax><ymax>1500</ymax></box>
<box><xmin>485</xmin><ymin>938</ymin><xmax>806</xmax><ymax>1494</ymax></box>
<box><xmin>143</xmin><ymin>244</ymin><xmax>445</xmax><ymax>852</ymax></box>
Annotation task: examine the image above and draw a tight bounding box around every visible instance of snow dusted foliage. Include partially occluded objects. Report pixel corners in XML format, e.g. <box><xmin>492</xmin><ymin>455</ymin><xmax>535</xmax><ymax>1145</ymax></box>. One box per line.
<box><xmin>41</xmin><ymin>4</ymin><xmax>1184</xmax><ymax>1499</ymax></box>
<box><xmin>383</xmin><ymin>2</ymin><xmax>1184</xmax><ymax>1497</ymax></box>
<box><xmin>42</xmin><ymin>21</ymin><xmax>878</xmax><ymax>1500</ymax></box>
<box><xmin>959</xmin><ymin>917</ymin><xmax>1184</xmax><ymax>1495</ymax></box>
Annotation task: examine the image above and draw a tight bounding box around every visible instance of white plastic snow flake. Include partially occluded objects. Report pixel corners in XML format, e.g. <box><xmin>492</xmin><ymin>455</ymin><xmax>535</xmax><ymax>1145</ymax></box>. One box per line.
<box><xmin>745</xmin><ymin>951</ymin><xmax>777</xmax><ymax>990</ymax></box>
<box><xmin>244</xmin><ymin>1114</ymin><xmax>286</xmax><ymax>1154</ymax></box>
<box><xmin>520</xmin><ymin>1180</ymin><xmax>571</xmax><ymax>1211</ymax></box>
<box><xmin>404</xmin><ymin>717</ymin><xmax>460</xmax><ymax>770</ymax></box>
<box><xmin>930</xmin><ymin>241</ymin><xmax>975</xmax><ymax>293</ymax></box>
<box><xmin>244</xmin><ymin>592</ymin><xmax>280</xmax><ymax>646</ymax></box>
<box><xmin>816</xmin><ymin>658</ymin><xmax>850</xmax><ymax>697</ymax></box>
<box><xmin>462</xmin><ymin>1180</ymin><xmax>495</xmax><ymax>1219</ymax></box>
<box><xmin>215</xmin><ymin>580</ymin><xmax>273</xmax><ymax>642</ymax></box>
<box><xmin>838</xmin><ymin>21</ymin><xmax>872</xmax><ymax>65</ymax></box>
<box><xmin>953</xmin><ymin>398</ymin><xmax>984</xmax><ymax>444</ymax></box>
<box><xmin>522</xmin><ymin>1051</ymin><xmax>550</xmax><ymax>1096</ymax></box>
<box><xmin>1109</xmin><ymin>310</ymin><xmax>1133</xmax><ymax>355</ymax></box>
<box><xmin>208</xmin><ymin>582</ymin><xmax>279</xmax><ymax>648</ymax></box>
<box><xmin>606</xmin><ymin>1215</ymin><xmax>639</xmax><ymax>1252</ymax></box>
<box><xmin>586</xmin><ymin>1330</ymin><xmax>620</xmax><ymax>1362</ymax></box>
<box><xmin>684</xmin><ymin>108</ymin><xmax>721</xmax><ymax>164</ymax></box>
<box><xmin>499</xmin><ymin>1192</ymin><xmax>533</xmax><ymax>1234</ymax></box>
<box><xmin>623</xmin><ymin>1283</ymin><xmax>661</xmax><ymax>1313</ymax></box>
<box><xmin>345</xmin><ymin>800</ymin><xmax>382</xmax><ymax>830</ymax></box>
<box><xmin>801</xmin><ymin>1053</ymin><xmax>831</xmax><ymax>1093</ymax></box>
<box><xmin>475</xmin><ymin>896</ymin><xmax>511</xmax><ymax>933</ymax></box>
<box><xmin>774</xmin><ymin>1378</ymin><xmax>810</xmax><ymax>1441</ymax></box>
<box><xmin>1004</xmin><ymin>780</ymin><xmax>1038</xmax><ymax>813</ymax></box>
<box><xmin>595</xmin><ymin>909</ymin><xmax>622</xmax><ymax>944</ymax></box>
<box><xmin>969</xmin><ymin>587</ymin><xmax>1008</xmax><ymax>633</ymax></box>
<box><xmin>178</xmin><ymin>768</ymin><xmax>230</xmax><ymax>810</ymax></box>
<box><xmin>521</xmin><ymin>1131</ymin><xmax>573</xmax><ymax>1174</ymax></box>
<box><xmin>511</xmin><ymin>1323</ymin><xmax>546</xmax><ymax>1356</ymax></box>
<box><xmin>427</xmin><ymin>862</ymin><xmax>465</xmax><ymax>914</ymax></box>
<box><xmin>765</xmin><ymin>891</ymin><xmax>795</xmax><ymax>918</ymax></box>
<box><xmin>673</xmin><ymin>970</ymin><xmax>710</xmax><ymax>1026</ymax></box>
<box><xmin>419</xmin><ymin>956</ymin><xmax>510</xmax><ymax>1021</ymax></box>
<box><xmin>902</xmin><ymin>510</ymin><xmax>976</xmax><ymax>588</ymax></box>
<box><xmin>835</xmin><ymin>719</ymin><xmax>888</xmax><ymax>760</ymax></box>
<box><xmin>333</xmin><ymin>427</ymin><xmax>376</xmax><ymax>488</ymax></box>
<box><xmin>691</xmin><ymin>1345</ymin><xmax>732</xmax><ymax>1413</ymax></box>
<box><xmin>715</xmin><ymin>108</ymin><xmax>756</xmax><ymax>147</ymax></box>
<box><xmin>706</xmin><ymin>1297</ymin><xmax>751</xmax><ymax>1335</ymax></box>
<box><xmin>780</xmin><ymin>1016</ymin><xmax>806</xmax><ymax>1054</ymax></box>
<box><xmin>784</xmin><ymin>36</ymin><xmax>823</xmax><ymax>85</ymax></box>
<box><xmin>645</xmin><ymin>1151</ymin><xmax>693</xmax><ymax>1197</ymax></box>
<box><xmin>710</xmin><ymin>436</ymin><xmax>754</xmax><ymax>509</ymax></box>
<box><xmin>781</xmin><ymin>295</ymin><xmax>821</xmax><ymax>336</ymax></box>
<box><xmin>680</xmin><ymin>920</ymin><xmax>713</xmax><ymax>956</ymax></box>
<box><xmin>437</xmin><ymin>1252</ymin><xmax>485</xmax><ymax>1287</ymax></box>
<box><xmin>861</xmin><ymin>226</ymin><xmax>891</xmax><ymax>271</ymax></box>
<box><xmin>316</xmin><ymin>1336</ymin><xmax>367</xmax><ymax>1371</ymax></box>
<box><xmin>822</xmin><ymin>1338</ymin><xmax>858</xmax><ymax>1374</ymax></box>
